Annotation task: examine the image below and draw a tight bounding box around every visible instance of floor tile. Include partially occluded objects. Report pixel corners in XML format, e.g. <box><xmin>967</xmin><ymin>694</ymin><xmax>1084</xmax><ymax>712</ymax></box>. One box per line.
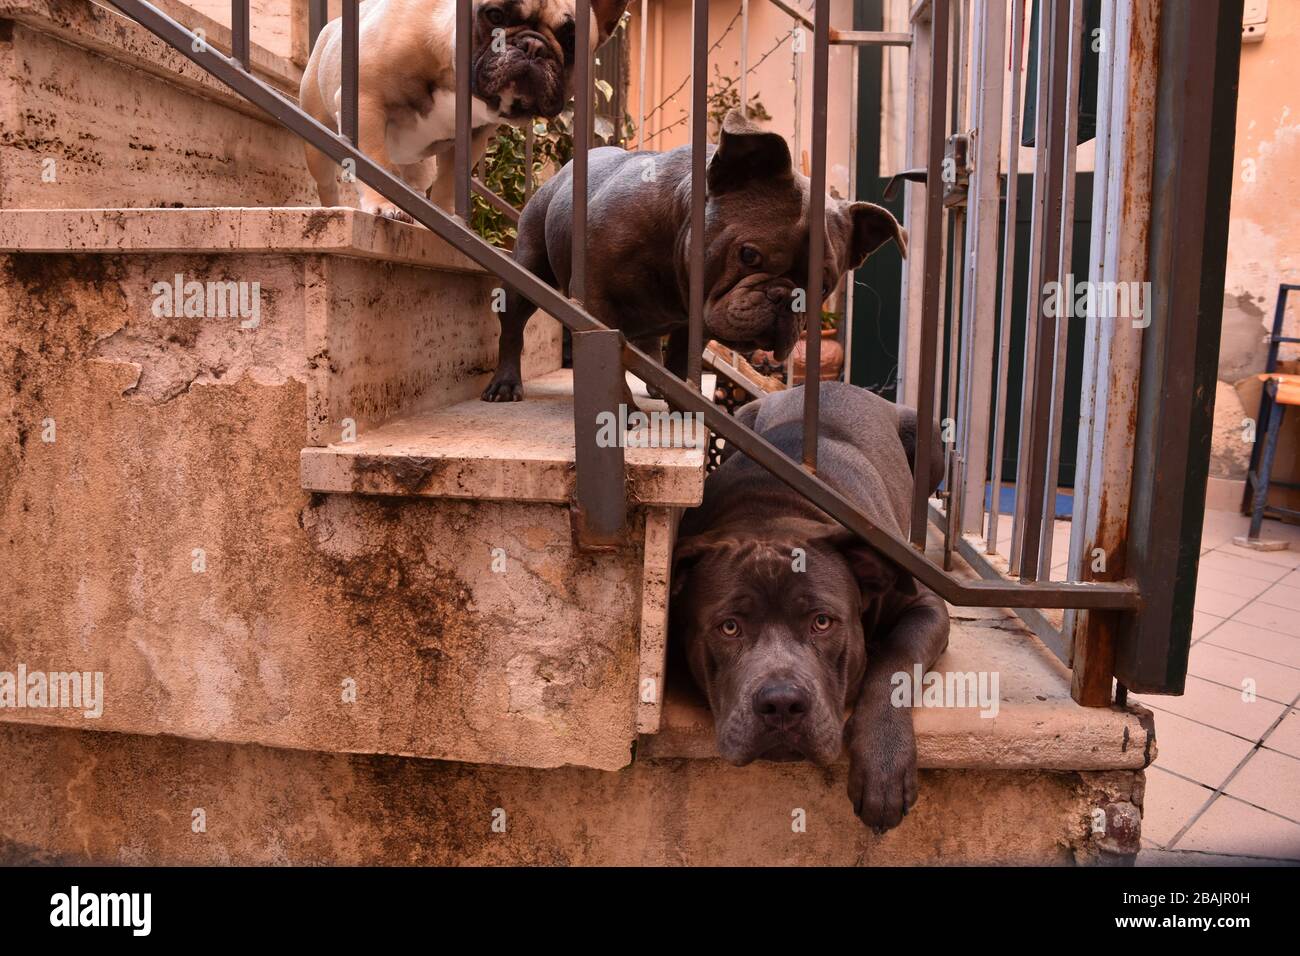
<box><xmin>1218</xmin><ymin>543</ymin><xmax>1300</xmax><ymax>569</ymax></box>
<box><xmin>1255</xmin><ymin>582</ymin><xmax>1300</xmax><ymax>611</ymax></box>
<box><xmin>1233</xmin><ymin>601</ymin><xmax>1300</xmax><ymax>639</ymax></box>
<box><xmin>1192</xmin><ymin>611</ymin><xmax>1225</xmax><ymax>641</ymax></box>
<box><xmin>1141</xmin><ymin>767</ymin><xmax>1215</xmax><ymax>849</ymax></box>
<box><xmin>1135</xmin><ymin>675</ymin><xmax>1286</xmax><ymax>741</ymax></box>
<box><xmin>1195</xmin><ymin>566</ymin><xmax>1274</xmax><ymax>600</ymax></box>
<box><xmin>1194</xmin><ymin>586</ymin><xmax>1253</xmax><ymax>618</ymax></box>
<box><xmin>1264</xmin><ymin>709</ymin><xmax>1300</xmax><ymax>760</ymax></box>
<box><xmin>1200</xmin><ymin>512</ymin><xmax>1253</xmax><ymax>551</ymax></box>
<box><xmin>1177</xmin><ymin>794</ymin><xmax>1300</xmax><ymax>859</ymax></box>
<box><xmin>1199</xmin><ymin>550</ymin><xmax>1292</xmax><ymax>584</ymax></box>
<box><xmin>1187</xmin><ymin>641</ymin><xmax>1300</xmax><ymax>704</ymax></box>
<box><xmin>1149</xmin><ymin>710</ymin><xmax>1256</xmax><ymax>787</ymax></box>
<box><xmin>1223</xmin><ymin>748</ymin><xmax>1300</xmax><ymax>820</ymax></box>
<box><xmin>1203</xmin><ymin>620</ymin><xmax>1300</xmax><ymax>669</ymax></box>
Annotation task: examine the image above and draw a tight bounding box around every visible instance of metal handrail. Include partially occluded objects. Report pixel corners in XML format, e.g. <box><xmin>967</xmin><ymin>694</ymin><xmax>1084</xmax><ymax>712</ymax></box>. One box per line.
<box><xmin>100</xmin><ymin>0</ymin><xmax>1139</xmax><ymax>611</ymax></box>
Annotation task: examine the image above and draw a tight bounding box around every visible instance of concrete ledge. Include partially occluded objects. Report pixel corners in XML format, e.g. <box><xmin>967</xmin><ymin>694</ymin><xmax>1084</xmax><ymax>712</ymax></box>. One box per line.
<box><xmin>0</xmin><ymin>721</ymin><xmax>1146</xmax><ymax>864</ymax></box>
<box><xmin>0</xmin><ymin>207</ymin><xmax>487</xmax><ymax>274</ymax></box>
<box><xmin>641</xmin><ymin>605</ymin><xmax>1155</xmax><ymax>772</ymax></box>
<box><xmin>301</xmin><ymin>369</ymin><xmax>711</xmax><ymax>508</ymax></box>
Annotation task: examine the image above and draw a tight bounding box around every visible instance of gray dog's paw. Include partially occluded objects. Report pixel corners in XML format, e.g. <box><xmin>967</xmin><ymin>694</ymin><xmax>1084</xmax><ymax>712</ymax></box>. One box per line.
<box><xmin>847</xmin><ymin>710</ymin><xmax>919</xmax><ymax>833</ymax></box>
<box><xmin>481</xmin><ymin>373</ymin><xmax>524</xmax><ymax>402</ymax></box>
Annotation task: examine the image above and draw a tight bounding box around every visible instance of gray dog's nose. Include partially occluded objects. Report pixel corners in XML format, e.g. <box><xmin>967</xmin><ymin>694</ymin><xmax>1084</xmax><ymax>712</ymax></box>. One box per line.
<box><xmin>753</xmin><ymin>682</ymin><xmax>810</xmax><ymax>728</ymax></box>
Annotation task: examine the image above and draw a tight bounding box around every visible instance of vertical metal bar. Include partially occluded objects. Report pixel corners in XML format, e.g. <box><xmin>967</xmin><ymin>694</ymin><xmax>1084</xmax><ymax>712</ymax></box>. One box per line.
<box><xmin>843</xmin><ymin>42</ymin><xmax>859</xmax><ymax>384</ymax></box>
<box><xmin>571</xmin><ymin>329</ymin><xmax>628</xmax><ymax>548</ymax></box>
<box><xmin>341</xmin><ymin>0</ymin><xmax>359</xmax><ymax>144</ymax></box>
<box><xmin>232</xmin><ymin>0</ymin><xmax>250</xmax><ymax>68</ymax></box>
<box><xmin>455</xmin><ymin>0</ymin><xmax>473</xmax><ymax>221</ymax></box>
<box><xmin>898</xmin><ymin>6</ymin><xmax>933</xmax><ymax>406</ymax></box>
<box><xmin>572</xmin><ymin>0</ymin><xmax>592</xmax><ymax>301</ymax></box>
<box><xmin>687</xmin><ymin>0</ymin><xmax>708</xmax><ymax>386</ymax></box>
<box><xmin>524</xmin><ymin>123</ymin><xmax>535</xmax><ymax>200</ymax></box>
<box><xmin>308</xmin><ymin>0</ymin><xmax>328</xmax><ymax>51</ymax></box>
<box><xmin>638</xmin><ymin>0</ymin><xmax>648</xmax><ymax>141</ymax></box>
<box><xmin>909</xmin><ymin>0</ymin><xmax>949</xmax><ymax>548</ymax></box>
<box><xmin>1115</xmin><ymin>0</ymin><xmax>1240</xmax><ymax>695</ymax></box>
<box><xmin>740</xmin><ymin>0</ymin><xmax>750</xmax><ymax>115</ymax></box>
<box><xmin>957</xmin><ymin>0</ymin><xmax>1007</xmax><ymax>537</ymax></box>
<box><xmin>1017</xmin><ymin>0</ymin><xmax>1071</xmax><ymax>582</ymax></box>
<box><xmin>987</xmin><ymin>0</ymin><xmax>1026</xmax><ymax>554</ymax></box>
<box><xmin>801</xmin><ymin>0</ymin><xmax>831</xmax><ymax>471</ymax></box>
<box><xmin>1038</xmin><ymin>0</ymin><xmax>1085</xmax><ymax>579</ymax></box>
<box><xmin>1009</xmin><ymin>0</ymin><xmax>1050</xmax><ymax>574</ymax></box>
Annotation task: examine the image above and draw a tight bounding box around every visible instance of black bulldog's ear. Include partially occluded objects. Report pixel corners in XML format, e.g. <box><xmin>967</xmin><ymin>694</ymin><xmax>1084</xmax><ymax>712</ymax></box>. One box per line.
<box><xmin>849</xmin><ymin>201</ymin><xmax>908</xmax><ymax>267</ymax></box>
<box><xmin>706</xmin><ymin>110</ymin><xmax>793</xmax><ymax>194</ymax></box>
<box><xmin>592</xmin><ymin>0</ymin><xmax>632</xmax><ymax>44</ymax></box>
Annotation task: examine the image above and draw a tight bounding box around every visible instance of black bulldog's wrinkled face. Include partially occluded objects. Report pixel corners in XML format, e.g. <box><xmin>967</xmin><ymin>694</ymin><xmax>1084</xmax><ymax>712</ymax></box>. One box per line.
<box><xmin>472</xmin><ymin>0</ymin><xmax>628</xmax><ymax>119</ymax></box>
<box><xmin>702</xmin><ymin>111</ymin><xmax>908</xmax><ymax>361</ymax></box>
<box><xmin>671</xmin><ymin>523</ymin><xmax>902</xmax><ymax>766</ymax></box>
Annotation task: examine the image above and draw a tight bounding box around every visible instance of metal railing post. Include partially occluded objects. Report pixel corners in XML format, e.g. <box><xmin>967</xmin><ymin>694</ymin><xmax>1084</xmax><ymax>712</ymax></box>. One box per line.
<box><xmin>573</xmin><ymin>0</ymin><xmax>593</xmax><ymax>302</ymax></box>
<box><xmin>571</xmin><ymin>330</ymin><xmax>628</xmax><ymax>549</ymax></box>
<box><xmin>909</xmin><ymin>0</ymin><xmax>949</xmax><ymax>549</ymax></box>
<box><xmin>341</xmin><ymin>0</ymin><xmax>358</xmax><ymax>144</ymax></box>
<box><xmin>231</xmin><ymin>0</ymin><xmax>250</xmax><ymax>67</ymax></box>
<box><xmin>687</xmin><ymin>0</ymin><xmax>708</xmax><ymax>387</ymax></box>
<box><xmin>455</xmin><ymin>0</ymin><xmax>473</xmax><ymax>221</ymax></box>
<box><xmin>800</xmin><ymin>0</ymin><xmax>831</xmax><ymax>471</ymax></box>
<box><xmin>1115</xmin><ymin>0</ymin><xmax>1241</xmax><ymax>694</ymax></box>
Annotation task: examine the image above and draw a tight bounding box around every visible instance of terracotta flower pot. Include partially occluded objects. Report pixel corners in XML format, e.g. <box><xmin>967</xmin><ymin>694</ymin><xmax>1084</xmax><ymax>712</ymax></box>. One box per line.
<box><xmin>792</xmin><ymin>328</ymin><xmax>844</xmax><ymax>384</ymax></box>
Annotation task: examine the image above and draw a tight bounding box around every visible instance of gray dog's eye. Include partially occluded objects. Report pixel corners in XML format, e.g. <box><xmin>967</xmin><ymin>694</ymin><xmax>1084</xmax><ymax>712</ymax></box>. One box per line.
<box><xmin>739</xmin><ymin>245</ymin><xmax>761</xmax><ymax>267</ymax></box>
<box><xmin>812</xmin><ymin>613</ymin><xmax>833</xmax><ymax>632</ymax></box>
<box><xmin>719</xmin><ymin>618</ymin><xmax>740</xmax><ymax>638</ymax></box>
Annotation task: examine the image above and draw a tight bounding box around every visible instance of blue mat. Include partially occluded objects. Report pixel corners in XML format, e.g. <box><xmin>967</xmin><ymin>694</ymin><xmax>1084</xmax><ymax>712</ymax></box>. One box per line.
<box><xmin>985</xmin><ymin>483</ymin><xmax>1073</xmax><ymax>520</ymax></box>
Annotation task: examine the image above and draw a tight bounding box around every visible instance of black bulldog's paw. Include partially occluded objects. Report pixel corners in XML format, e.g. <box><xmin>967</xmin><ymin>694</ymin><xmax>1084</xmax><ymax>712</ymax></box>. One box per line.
<box><xmin>847</xmin><ymin>709</ymin><xmax>919</xmax><ymax>834</ymax></box>
<box><xmin>481</xmin><ymin>368</ymin><xmax>524</xmax><ymax>402</ymax></box>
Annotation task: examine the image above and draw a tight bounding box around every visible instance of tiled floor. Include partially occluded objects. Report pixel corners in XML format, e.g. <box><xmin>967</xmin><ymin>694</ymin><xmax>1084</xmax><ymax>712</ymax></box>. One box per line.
<box><xmin>1132</xmin><ymin>509</ymin><xmax>1300</xmax><ymax>866</ymax></box>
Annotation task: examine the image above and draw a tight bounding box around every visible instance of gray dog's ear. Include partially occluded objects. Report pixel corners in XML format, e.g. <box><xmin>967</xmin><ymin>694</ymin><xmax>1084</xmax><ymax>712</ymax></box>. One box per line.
<box><xmin>592</xmin><ymin>0</ymin><xmax>632</xmax><ymax>44</ymax></box>
<box><xmin>821</xmin><ymin>528</ymin><xmax>917</xmax><ymax>603</ymax></box>
<box><xmin>670</xmin><ymin>531</ymin><xmax>736</xmax><ymax>598</ymax></box>
<box><xmin>848</xmin><ymin>201</ymin><xmax>908</xmax><ymax>267</ymax></box>
<box><xmin>707</xmin><ymin>110</ymin><xmax>793</xmax><ymax>194</ymax></box>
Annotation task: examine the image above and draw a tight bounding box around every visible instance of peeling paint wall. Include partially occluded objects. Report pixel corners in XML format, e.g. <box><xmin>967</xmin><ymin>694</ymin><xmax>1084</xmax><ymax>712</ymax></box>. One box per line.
<box><xmin>1214</xmin><ymin>7</ymin><xmax>1300</xmax><ymax>481</ymax></box>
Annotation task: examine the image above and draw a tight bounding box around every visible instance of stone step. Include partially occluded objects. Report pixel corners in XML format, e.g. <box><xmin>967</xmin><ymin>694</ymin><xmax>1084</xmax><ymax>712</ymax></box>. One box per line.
<box><xmin>301</xmin><ymin>368</ymin><xmax>710</xmax><ymax>507</ymax></box>
<box><xmin>1</xmin><ymin>0</ymin><xmax>316</xmax><ymax>208</ymax></box>
<box><xmin>1</xmin><ymin>205</ymin><xmax>696</xmax><ymax>769</ymax></box>
<box><xmin>0</xmin><ymin>719</ymin><xmax>1147</xmax><ymax>864</ymax></box>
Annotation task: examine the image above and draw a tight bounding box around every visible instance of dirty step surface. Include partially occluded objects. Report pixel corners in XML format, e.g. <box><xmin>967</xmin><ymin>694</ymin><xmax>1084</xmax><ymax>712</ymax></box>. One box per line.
<box><xmin>301</xmin><ymin>370</ymin><xmax>713</xmax><ymax>507</ymax></box>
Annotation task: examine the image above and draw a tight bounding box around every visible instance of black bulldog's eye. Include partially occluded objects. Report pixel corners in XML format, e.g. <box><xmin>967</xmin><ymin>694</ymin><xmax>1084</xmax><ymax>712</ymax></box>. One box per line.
<box><xmin>811</xmin><ymin>613</ymin><xmax>833</xmax><ymax>633</ymax></box>
<box><xmin>719</xmin><ymin>618</ymin><xmax>740</xmax><ymax>638</ymax></box>
<box><xmin>483</xmin><ymin>6</ymin><xmax>506</xmax><ymax>26</ymax></box>
<box><xmin>739</xmin><ymin>245</ymin><xmax>761</xmax><ymax>267</ymax></box>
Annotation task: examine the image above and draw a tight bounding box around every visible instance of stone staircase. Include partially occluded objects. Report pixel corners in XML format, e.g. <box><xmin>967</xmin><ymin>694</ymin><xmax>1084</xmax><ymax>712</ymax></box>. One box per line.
<box><xmin>0</xmin><ymin>0</ymin><xmax>1154</xmax><ymax>865</ymax></box>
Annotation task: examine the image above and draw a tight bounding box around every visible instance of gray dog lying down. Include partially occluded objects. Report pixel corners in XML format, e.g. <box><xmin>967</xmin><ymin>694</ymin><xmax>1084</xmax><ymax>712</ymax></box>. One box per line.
<box><xmin>670</xmin><ymin>382</ymin><xmax>950</xmax><ymax>832</ymax></box>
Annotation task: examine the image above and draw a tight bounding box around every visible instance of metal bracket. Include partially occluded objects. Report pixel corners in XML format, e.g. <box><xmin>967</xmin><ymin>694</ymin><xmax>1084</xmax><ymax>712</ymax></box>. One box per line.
<box><xmin>943</xmin><ymin>132</ymin><xmax>972</xmax><ymax>208</ymax></box>
<box><xmin>570</xmin><ymin>328</ymin><xmax>628</xmax><ymax>552</ymax></box>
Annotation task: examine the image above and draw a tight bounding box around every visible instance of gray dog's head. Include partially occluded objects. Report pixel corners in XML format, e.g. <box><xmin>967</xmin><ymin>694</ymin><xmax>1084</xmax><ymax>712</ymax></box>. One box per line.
<box><xmin>701</xmin><ymin>111</ymin><xmax>907</xmax><ymax>361</ymax></box>
<box><xmin>472</xmin><ymin>0</ymin><xmax>629</xmax><ymax>119</ymax></box>
<box><xmin>671</xmin><ymin>520</ymin><xmax>910</xmax><ymax>765</ymax></box>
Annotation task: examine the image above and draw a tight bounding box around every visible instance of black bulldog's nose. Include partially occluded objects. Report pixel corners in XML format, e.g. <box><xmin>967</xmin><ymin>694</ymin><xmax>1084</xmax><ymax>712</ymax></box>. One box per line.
<box><xmin>753</xmin><ymin>682</ymin><xmax>810</xmax><ymax>728</ymax></box>
<box><xmin>517</xmin><ymin>34</ymin><xmax>547</xmax><ymax>58</ymax></box>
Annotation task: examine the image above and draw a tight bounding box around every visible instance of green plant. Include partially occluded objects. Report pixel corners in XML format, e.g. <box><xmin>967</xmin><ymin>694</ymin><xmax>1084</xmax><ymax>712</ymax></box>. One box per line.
<box><xmin>471</xmin><ymin>115</ymin><xmax>573</xmax><ymax>248</ymax></box>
